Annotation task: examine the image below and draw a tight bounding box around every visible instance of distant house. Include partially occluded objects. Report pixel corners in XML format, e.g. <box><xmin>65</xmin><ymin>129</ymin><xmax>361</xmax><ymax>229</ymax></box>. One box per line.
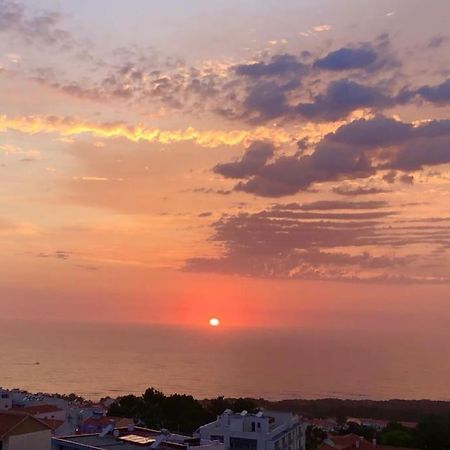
<box><xmin>195</xmin><ymin>410</ymin><xmax>305</xmax><ymax>450</ymax></box>
<box><xmin>0</xmin><ymin>390</ymin><xmax>12</xmax><ymax>411</ymax></box>
<box><xmin>11</xmin><ymin>404</ymin><xmax>66</xmax><ymax>422</ymax></box>
<box><xmin>79</xmin><ymin>415</ymin><xmax>134</xmax><ymax>434</ymax></box>
<box><xmin>346</xmin><ymin>418</ymin><xmax>417</xmax><ymax>431</ymax></box>
<box><xmin>319</xmin><ymin>433</ymin><xmax>418</xmax><ymax>450</ymax></box>
<box><xmin>0</xmin><ymin>411</ymin><xmax>52</xmax><ymax>450</ymax></box>
<box><xmin>304</xmin><ymin>418</ymin><xmax>338</xmax><ymax>433</ymax></box>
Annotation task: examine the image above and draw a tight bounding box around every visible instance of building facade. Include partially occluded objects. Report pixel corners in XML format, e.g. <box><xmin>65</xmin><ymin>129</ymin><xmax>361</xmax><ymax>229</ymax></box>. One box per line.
<box><xmin>0</xmin><ymin>412</ymin><xmax>52</xmax><ymax>450</ymax></box>
<box><xmin>195</xmin><ymin>410</ymin><xmax>305</xmax><ymax>450</ymax></box>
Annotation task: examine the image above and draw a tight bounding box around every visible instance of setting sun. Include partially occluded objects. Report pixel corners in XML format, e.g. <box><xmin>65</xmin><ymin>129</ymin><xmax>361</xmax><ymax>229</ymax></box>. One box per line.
<box><xmin>209</xmin><ymin>318</ymin><xmax>220</xmax><ymax>327</ymax></box>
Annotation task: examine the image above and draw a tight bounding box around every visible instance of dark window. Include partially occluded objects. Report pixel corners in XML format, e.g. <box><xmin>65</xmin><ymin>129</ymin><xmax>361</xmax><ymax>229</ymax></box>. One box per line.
<box><xmin>230</xmin><ymin>437</ymin><xmax>257</xmax><ymax>450</ymax></box>
<box><xmin>251</xmin><ymin>422</ymin><xmax>256</xmax><ymax>432</ymax></box>
<box><xmin>211</xmin><ymin>435</ymin><xmax>224</xmax><ymax>443</ymax></box>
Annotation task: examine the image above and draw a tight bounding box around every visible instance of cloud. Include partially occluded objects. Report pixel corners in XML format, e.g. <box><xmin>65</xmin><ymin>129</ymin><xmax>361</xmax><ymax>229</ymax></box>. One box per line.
<box><xmin>428</xmin><ymin>35</ymin><xmax>447</xmax><ymax>49</ymax></box>
<box><xmin>313</xmin><ymin>25</ymin><xmax>332</xmax><ymax>33</ymax></box>
<box><xmin>37</xmin><ymin>250</ymin><xmax>70</xmax><ymax>260</ymax></box>
<box><xmin>0</xmin><ymin>0</ymin><xmax>73</xmax><ymax>48</ymax></box>
<box><xmin>333</xmin><ymin>185</ymin><xmax>389</xmax><ymax>196</ymax></box>
<box><xmin>416</xmin><ymin>78</ymin><xmax>450</xmax><ymax>104</ymax></box>
<box><xmin>214</xmin><ymin>141</ymin><xmax>275</xmax><ymax>178</ymax></box>
<box><xmin>215</xmin><ymin>116</ymin><xmax>450</xmax><ymax>196</ymax></box>
<box><xmin>185</xmin><ymin>203</ymin><xmax>450</xmax><ymax>283</ymax></box>
<box><xmin>0</xmin><ymin>114</ymin><xmax>293</xmax><ymax>148</ymax></box>
<box><xmin>296</xmin><ymin>79</ymin><xmax>394</xmax><ymax>122</ymax></box>
<box><xmin>198</xmin><ymin>212</ymin><xmax>212</xmax><ymax>218</ymax></box>
<box><xmin>235</xmin><ymin>54</ymin><xmax>307</xmax><ymax>78</ymax></box>
<box><xmin>288</xmin><ymin>200</ymin><xmax>388</xmax><ymax>210</ymax></box>
<box><xmin>314</xmin><ymin>46</ymin><xmax>378</xmax><ymax>71</ymax></box>
<box><xmin>240</xmin><ymin>79</ymin><xmax>299</xmax><ymax>122</ymax></box>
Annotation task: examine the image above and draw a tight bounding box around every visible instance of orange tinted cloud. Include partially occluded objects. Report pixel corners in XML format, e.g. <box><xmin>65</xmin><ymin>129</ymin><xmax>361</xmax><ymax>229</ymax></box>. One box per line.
<box><xmin>0</xmin><ymin>114</ymin><xmax>293</xmax><ymax>148</ymax></box>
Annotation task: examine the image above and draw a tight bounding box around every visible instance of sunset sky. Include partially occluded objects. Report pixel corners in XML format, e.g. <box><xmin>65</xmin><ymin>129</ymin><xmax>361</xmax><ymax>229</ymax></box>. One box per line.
<box><xmin>1</xmin><ymin>0</ymin><xmax>450</xmax><ymax>330</ymax></box>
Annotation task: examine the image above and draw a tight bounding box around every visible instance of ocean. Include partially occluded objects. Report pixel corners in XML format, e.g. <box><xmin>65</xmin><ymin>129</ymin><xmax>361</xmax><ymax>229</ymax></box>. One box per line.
<box><xmin>1</xmin><ymin>320</ymin><xmax>450</xmax><ymax>401</ymax></box>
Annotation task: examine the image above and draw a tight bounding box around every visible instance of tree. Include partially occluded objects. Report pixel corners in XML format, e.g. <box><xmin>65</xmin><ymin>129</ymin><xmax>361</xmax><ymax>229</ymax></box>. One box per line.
<box><xmin>379</xmin><ymin>423</ymin><xmax>417</xmax><ymax>448</ymax></box>
<box><xmin>108</xmin><ymin>388</ymin><xmax>212</xmax><ymax>434</ymax></box>
<box><xmin>416</xmin><ymin>414</ymin><xmax>450</xmax><ymax>450</ymax></box>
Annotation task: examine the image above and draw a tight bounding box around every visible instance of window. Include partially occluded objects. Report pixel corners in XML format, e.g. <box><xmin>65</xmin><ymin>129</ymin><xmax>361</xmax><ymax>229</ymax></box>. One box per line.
<box><xmin>230</xmin><ymin>437</ymin><xmax>257</xmax><ymax>450</ymax></box>
<box><xmin>251</xmin><ymin>422</ymin><xmax>256</xmax><ymax>432</ymax></box>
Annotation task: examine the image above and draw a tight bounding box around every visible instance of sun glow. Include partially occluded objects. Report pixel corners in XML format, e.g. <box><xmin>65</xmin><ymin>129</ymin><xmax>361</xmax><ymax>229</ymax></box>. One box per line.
<box><xmin>209</xmin><ymin>318</ymin><xmax>220</xmax><ymax>327</ymax></box>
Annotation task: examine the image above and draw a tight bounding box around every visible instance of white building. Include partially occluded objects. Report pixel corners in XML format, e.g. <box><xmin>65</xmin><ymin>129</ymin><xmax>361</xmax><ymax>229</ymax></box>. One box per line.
<box><xmin>195</xmin><ymin>410</ymin><xmax>305</xmax><ymax>450</ymax></box>
<box><xmin>0</xmin><ymin>390</ymin><xmax>13</xmax><ymax>411</ymax></box>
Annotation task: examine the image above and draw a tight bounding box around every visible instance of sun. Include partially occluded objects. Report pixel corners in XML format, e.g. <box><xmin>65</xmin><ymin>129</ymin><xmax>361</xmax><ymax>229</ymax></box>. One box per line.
<box><xmin>209</xmin><ymin>318</ymin><xmax>220</xmax><ymax>327</ymax></box>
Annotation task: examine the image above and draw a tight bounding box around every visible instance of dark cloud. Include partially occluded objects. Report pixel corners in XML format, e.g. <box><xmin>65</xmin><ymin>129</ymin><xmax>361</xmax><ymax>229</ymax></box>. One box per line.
<box><xmin>416</xmin><ymin>78</ymin><xmax>450</xmax><ymax>104</ymax></box>
<box><xmin>235</xmin><ymin>54</ymin><xmax>307</xmax><ymax>78</ymax></box>
<box><xmin>185</xmin><ymin>204</ymin><xmax>450</xmax><ymax>283</ymax></box>
<box><xmin>241</xmin><ymin>80</ymin><xmax>298</xmax><ymax>122</ymax></box>
<box><xmin>214</xmin><ymin>141</ymin><xmax>275</xmax><ymax>178</ymax></box>
<box><xmin>327</xmin><ymin>116</ymin><xmax>412</xmax><ymax>146</ymax></box>
<box><xmin>333</xmin><ymin>185</ymin><xmax>389</xmax><ymax>196</ymax></box>
<box><xmin>198</xmin><ymin>212</ymin><xmax>213</xmax><ymax>218</ymax></box>
<box><xmin>216</xmin><ymin>117</ymin><xmax>450</xmax><ymax>197</ymax></box>
<box><xmin>314</xmin><ymin>46</ymin><xmax>378</xmax><ymax>71</ymax></box>
<box><xmin>296</xmin><ymin>80</ymin><xmax>394</xmax><ymax>122</ymax></box>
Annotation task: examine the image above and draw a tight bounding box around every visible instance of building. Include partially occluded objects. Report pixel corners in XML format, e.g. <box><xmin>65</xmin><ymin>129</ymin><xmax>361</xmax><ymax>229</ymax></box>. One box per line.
<box><xmin>318</xmin><ymin>433</ymin><xmax>419</xmax><ymax>450</ymax></box>
<box><xmin>79</xmin><ymin>414</ymin><xmax>134</xmax><ymax>434</ymax></box>
<box><xmin>11</xmin><ymin>404</ymin><xmax>66</xmax><ymax>422</ymax></box>
<box><xmin>52</xmin><ymin>426</ymin><xmax>226</xmax><ymax>450</ymax></box>
<box><xmin>0</xmin><ymin>390</ymin><xmax>13</xmax><ymax>411</ymax></box>
<box><xmin>195</xmin><ymin>410</ymin><xmax>305</xmax><ymax>450</ymax></box>
<box><xmin>346</xmin><ymin>418</ymin><xmax>417</xmax><ymax>431</ymax></box>
<box><xmin>0</xmin><ymin>411</ymin><xmax>52</xmax><ymax>450</ymax></box>
<box><xmin>303</xmin><ymin>418</ymin><xmax>338</xmax><ymax>433</ymax></box>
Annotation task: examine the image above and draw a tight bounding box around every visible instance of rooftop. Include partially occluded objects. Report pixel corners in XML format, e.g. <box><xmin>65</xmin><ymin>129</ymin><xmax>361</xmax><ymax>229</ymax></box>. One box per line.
<box><xmin>12</xmin><ymin>404</ymin><xmax>63</xmax><ymax>415</ymax></box>
<box><xmin>0</xmin><ymin>411</ymin><xmax>51</xmax><ymax>440</ymax></box>
<box><xmin>320</xmin><ymin>434</ymin><xmax>419</xmax><ymax>450</ymax></box>
<box><xmin>54</xmin><ymin>427</ymin><xmax>223</xmax><ymax>450</ymax></box>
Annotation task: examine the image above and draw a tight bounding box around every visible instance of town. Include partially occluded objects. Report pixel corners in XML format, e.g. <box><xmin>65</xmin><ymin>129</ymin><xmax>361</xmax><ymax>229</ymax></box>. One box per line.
<box><xmin>1</xmin><ymin>387</ymin><xmax>449</xmax><ymax>450</ymax></box>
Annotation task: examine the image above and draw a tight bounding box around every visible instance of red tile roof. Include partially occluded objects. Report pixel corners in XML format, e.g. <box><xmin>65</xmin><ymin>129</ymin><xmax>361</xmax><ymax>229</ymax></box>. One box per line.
<box><xmin>321</xmin><ymin>435</ymin><xmax>419</xmax><ymax>450</ymax></box>
<box><xmin>332</xmin><ymin>434</ymin><xmax>362</xmax><ymax>448</ymax></box>
<box><xmin>0</xmin><ymin>412</ymin><xmax>27</xmax><ymax>438</ymax></box>
<box><xmin>40</xmin><ymin>418</ymin><xmax>65</xmax><ymax>432</ymax></box>
<box><xmin>0</xmin><ymin>411</ymin><xmax>51</xmax><ymax>439</ymax></box>
<box><xmin>12</xmin><ymin>404</ymin><xmax>63</xmax><ymax>415</ymax></box>
<box><xmin>82</xmin><ymin>416</ymin><xmax>133</xmax><ymax>428</ymax></box>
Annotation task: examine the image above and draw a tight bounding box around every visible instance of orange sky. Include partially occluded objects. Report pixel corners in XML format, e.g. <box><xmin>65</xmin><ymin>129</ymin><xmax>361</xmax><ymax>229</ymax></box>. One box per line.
<box><xmin>0</xmin><ymin>0</ymin><xmax>449</xmax><ymax>331</ymax></box>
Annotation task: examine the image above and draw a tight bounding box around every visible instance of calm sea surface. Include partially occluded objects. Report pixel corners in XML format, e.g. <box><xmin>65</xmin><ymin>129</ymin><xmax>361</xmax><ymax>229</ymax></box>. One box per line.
<box><xmin>1</xmin><ymin>320</ymin><xmax>450</xmax><ymax>401</ymax></box>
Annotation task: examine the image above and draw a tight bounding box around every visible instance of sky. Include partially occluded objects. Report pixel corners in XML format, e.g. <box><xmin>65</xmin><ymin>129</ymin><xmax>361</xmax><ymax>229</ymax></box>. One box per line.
<box><xmin>1</xmin><ymin>0</ymin><xmax>450</xmax><ymax>330</ymax></box>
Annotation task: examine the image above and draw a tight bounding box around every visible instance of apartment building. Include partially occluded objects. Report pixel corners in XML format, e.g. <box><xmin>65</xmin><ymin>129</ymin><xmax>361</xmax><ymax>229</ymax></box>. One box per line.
<box><xmin>195</xmin><ymin>410</ymin><xmax>305</xmax><ymax>450</ymax></box>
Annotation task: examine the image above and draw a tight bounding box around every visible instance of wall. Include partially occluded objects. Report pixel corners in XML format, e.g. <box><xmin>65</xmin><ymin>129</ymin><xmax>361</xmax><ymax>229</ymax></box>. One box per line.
<box><xmin>5</xmin><ymin>430</ymin><xmax>52</xmax><ymax>450</ymax></box>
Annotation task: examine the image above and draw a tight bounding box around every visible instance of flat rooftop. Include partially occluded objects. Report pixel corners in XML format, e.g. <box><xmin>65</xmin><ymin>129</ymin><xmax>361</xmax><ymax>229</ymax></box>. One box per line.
<box><xmin>54</xmin><ymin>427</ymin><xmax>222</xmax><ymax>450</ymax></box>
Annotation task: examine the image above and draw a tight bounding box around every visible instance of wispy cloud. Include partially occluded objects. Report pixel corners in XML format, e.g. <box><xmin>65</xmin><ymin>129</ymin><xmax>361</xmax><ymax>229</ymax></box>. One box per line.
<box><xmin>0</xmin><ymin>114</ymin><xmax>293</xmax><ymax>148</ymax></box>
